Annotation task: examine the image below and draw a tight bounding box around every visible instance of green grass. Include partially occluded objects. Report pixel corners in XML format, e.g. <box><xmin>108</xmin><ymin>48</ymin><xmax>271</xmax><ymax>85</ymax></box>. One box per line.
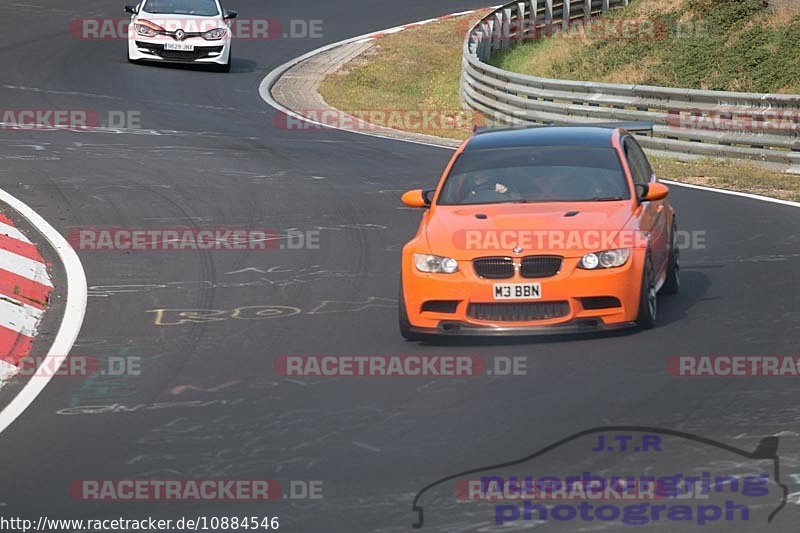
<box><xmin>319</xmin><ymin>12</ymin><xmax>488</xmax><ymax>139</ymax></box>
<box><xmin>652</xmin><ymin>157</ymin><xmax>800</xmax><ymax>202</ymax></box>
<box><xmin>491</xmin><ymin>0</ymin><xmax>800</xmax><ymax>93</ymax></box>
<box><xmin>318</xmin><ymin>4</ymin><xmax>800</xmax><ymax>201</ymax></box>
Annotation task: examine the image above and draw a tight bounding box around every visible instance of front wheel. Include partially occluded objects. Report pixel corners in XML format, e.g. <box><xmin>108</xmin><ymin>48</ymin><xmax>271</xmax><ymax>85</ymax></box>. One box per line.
<box><xmin>636</xmin><ymin>254</ymin><xmax>657</xmax><ymax>329</ymax></box>
<box><xmin>661</xmin><ymin>221</ymin><xmax>680</xmax><ymax>294</ymax></box>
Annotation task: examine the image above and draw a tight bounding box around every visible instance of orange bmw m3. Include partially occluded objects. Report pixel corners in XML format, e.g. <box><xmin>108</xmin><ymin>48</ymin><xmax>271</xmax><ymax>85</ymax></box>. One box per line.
<box><xmin>399</xmin><ymin>124</ymin><xmax>679</xmax><ymax>339</ymax></box>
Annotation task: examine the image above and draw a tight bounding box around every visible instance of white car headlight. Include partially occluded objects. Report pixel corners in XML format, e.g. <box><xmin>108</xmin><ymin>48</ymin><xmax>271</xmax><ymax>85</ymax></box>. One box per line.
<box><xmin>134</xmin><ymin>22</ymin><xmax>161</xmax><ymax>37</ymax></box>
<box><xmin>414</xmin><ymin>254</ymin><xmax>459</xmax><ymax>274</ymax></box>
<box><xmin>579</xmin><ymin>248</ymin><xmax>631</xmax><ymax>270</ymax></box>
<box><xmin>202</xmin><ymin>27</ymin><xmax>228</xmax><ymax>40</ymax></box>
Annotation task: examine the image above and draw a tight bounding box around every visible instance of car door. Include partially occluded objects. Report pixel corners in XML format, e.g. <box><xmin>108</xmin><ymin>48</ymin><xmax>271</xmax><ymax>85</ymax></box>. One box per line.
<box><xmin>624</xmin><ymin>136</ymin><xmax>669</xmax><ymax>276</ymax></box>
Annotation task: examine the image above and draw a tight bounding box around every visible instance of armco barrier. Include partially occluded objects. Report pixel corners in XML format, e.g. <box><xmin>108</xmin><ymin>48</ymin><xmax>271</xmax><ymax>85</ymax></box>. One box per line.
<box><xmin>461</xmin><ymin>0</ymin><xmax>800</xmax><ymax>168</ymax></box>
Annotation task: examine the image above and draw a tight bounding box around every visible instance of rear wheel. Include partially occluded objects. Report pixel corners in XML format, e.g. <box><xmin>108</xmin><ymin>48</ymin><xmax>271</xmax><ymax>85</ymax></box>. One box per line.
<box><xmin>636</xmin><ymin>254</ymin><xmax>657</xmax><ymax>329</ymax></box>
<box><xmin>661</xmin><ymin>220</ymin><xmax>680</xmax><ymax>294</ymax></box>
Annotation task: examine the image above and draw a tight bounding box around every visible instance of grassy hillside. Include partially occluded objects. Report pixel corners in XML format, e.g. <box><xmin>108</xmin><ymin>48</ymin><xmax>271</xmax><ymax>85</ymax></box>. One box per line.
<box><xmin>319</xmin><ymin>12</ymin><xmax>486</xmax><ymax>140</ymax></box>
<box><xmin>317</xmin><ymin>5</ymin><xmax>800</xmax><ymax>200</ymax></box>
<box><xmin>491</xmin><ymin>0</ymin><xmax>800</xmax><ymax>93</ymax></box>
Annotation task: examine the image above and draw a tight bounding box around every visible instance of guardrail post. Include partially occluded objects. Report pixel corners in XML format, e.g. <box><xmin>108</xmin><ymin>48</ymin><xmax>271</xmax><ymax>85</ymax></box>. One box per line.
<box><xmin>493</xmin><ymin>12</ymin><xmax>503</xmax><ymax>52</ymax></box>
<box><xmin>528</xmin><ymin>0</ymin><xmax>539</xmax><ymax>34</ymax></box>
<box><xmin>527</xmin><ymin>0</ymin><xmax>541</xmax><ymax>39</ymax></box>
<box><xmin>484</xmin><ymin>19</ymin><xmax>495</xmax><ymax>61</ymax></box>
<box><xmin>501</xmin><ymin>7</ymin><xmax>512</xmax><ymax>49</ymax></box>
<box><xmin>584</xmin><ymin>0</ymin><xmax>591</xmax><ymax>18</ymax></box>
<box><xmin>562</xmin><ymin>0</ymin><xmax>571</xmax><ymax>31</ymax></box>
<box><xmin>481</xmin><ymin>35</ymin><xmax>491</xmax><ymax>61</ymax></box>
<box><xmin>517</xmin><ymin>2</ymin><xmax>527</xmax><ymax>45</ymax></box>
<box><xmin>486</xmin><ymin>18</ymin><xmax>496</xmax><ymax>55</ymax></box>
<box><xmin>528</xmin><ymin>0</ymin><xmax>539</xmax><ymax>42</ymax></box>
<box><xmin>544</xmin><ymin>0</ymin><xmax>554</xmax><ymax>36</ymax></box>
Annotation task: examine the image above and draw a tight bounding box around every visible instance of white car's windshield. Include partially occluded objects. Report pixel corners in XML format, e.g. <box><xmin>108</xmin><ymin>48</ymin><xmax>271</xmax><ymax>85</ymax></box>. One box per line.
<box><xmin>142</xmin><ymin>0</ymin><xmax>219</xmax><ymax>16</ymax></box>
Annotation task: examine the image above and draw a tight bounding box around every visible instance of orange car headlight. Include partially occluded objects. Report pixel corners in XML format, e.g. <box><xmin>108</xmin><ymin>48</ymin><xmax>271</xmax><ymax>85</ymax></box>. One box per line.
<box><xmin>580</xmin><ymin>248</ymin><xmax>631</xmax><ymax>270</ymax></box>
<box><xmin>414</xmin><ymin>254</ymin><xmax>459</xmax><ymax>274</ymax></box>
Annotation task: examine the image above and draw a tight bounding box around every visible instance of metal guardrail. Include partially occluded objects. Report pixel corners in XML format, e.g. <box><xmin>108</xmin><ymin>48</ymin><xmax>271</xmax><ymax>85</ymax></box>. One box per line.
<box><xmin>461</xmin><ymin>0</ymin><xmax>800</xmax><ymax>168</ymax></box>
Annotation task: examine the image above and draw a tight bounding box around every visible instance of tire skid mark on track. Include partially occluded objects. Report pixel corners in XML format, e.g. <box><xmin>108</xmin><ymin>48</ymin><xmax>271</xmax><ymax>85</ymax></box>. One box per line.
<box><xmin>146</xmin><ymin>297</ymin><xmax>397</xmax><ymax>326</ymax></box>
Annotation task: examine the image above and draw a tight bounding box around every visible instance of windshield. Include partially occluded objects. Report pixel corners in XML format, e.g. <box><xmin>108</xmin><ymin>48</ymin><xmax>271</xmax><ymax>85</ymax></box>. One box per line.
<box><xmin>142</xmin><ymin>0</ymin><xmax>219</xmax><ymax>16</ymax></box>
<box><xmin>437</xmin><ymin>146</ymin><xmax>630</xmax><ymax>205</ymax></box>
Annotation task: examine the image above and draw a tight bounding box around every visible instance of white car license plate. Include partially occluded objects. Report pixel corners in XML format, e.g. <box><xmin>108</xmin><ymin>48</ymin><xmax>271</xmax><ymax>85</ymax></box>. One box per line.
<box><xmin>493</xmin><ymin>283</ymin><xmax>542</xmax><ymax>300</ymax></box>
<box><xmin>164</xmin><ymin>42</ymin><xmax>195</xmax><ymax>51</ymax></box>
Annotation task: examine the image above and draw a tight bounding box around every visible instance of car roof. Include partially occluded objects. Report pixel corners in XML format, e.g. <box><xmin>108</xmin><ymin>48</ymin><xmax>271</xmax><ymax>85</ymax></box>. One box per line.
<box><xmin>464</xmin><ymin>126</ymin><xmax>619</xmax><ymax>151</ymax></box>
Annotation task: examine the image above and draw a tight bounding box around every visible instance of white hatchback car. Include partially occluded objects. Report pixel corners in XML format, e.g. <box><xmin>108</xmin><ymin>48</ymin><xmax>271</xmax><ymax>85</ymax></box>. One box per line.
<box><xmin>125</xmin><ymin>0</ymin><xmax>236</xmax><ymax>72</ymax></box>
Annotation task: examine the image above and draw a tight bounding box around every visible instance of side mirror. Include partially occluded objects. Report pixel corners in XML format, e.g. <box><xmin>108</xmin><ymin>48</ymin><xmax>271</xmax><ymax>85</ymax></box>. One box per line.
<box><xmin>223</xmin><ymin>9</ymin><xmax>238</xmax><ymax>19</ymax></box>
<box><xmin>402</xmin><ymin>189</ymin><xmax>432</xmax><ymax>208</ymax></box>
<box><xmin>638</xmin><ymin>182</ymin><xmax>669</xmax><ymax>202</ymax></box>
<box><xmin>124</xmin><ymin>5</ymin><xmax>138</xmax><ymax>14</ymax></box>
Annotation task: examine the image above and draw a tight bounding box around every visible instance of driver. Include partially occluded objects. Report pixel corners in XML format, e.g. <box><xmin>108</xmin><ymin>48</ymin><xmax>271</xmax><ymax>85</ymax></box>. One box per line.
<box><xmin>466</xmin><ymin>173</ymin><xmax>520</xmax><ymax>202</ymax></box>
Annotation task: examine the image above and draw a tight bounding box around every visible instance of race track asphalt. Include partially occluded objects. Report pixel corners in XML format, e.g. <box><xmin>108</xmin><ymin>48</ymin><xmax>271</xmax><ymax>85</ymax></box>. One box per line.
<box><xmin>0</xmin><ymin>1</ymin><xmax>798</xmax><ymax>531</ymax></box>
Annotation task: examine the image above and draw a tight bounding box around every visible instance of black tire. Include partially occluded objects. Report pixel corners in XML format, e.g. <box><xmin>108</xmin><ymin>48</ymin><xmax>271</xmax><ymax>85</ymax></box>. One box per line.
<box><xmin>661</xmin><ymin>220</ymin><xmax>680</xmax><ymax>295</ymax></box>
<box><xmin>636</xmin><ymin>254</ymin><xmax>657</xmax><ymax>329</ymax></box>
<box><xmin>399</xmin><ymin>283</ymin><xmax>423</xmax><ymax>342</ymax></box>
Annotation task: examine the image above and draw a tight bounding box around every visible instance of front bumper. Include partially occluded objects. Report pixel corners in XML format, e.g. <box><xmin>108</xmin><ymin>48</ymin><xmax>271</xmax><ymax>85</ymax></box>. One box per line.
<box><xmin>402</xmin><ymin>252</ymin><xmax>645</xmax><ymax>335</ymax></box>
<box><xmin>128</xmin><ymin>36</ymin><xmax>230</xmax><ymax>64</ymax></box>
<box><xmin>410</xmin><ymin>319</ymin><xmax>637</xmax><ymax>336</ymax></box>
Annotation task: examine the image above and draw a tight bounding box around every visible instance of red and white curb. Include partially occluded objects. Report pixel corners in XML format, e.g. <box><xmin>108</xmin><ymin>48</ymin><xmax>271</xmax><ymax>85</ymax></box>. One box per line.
<box><xmin>0</xmin><ymin>188</ymin><xmax>86</xmax><ymax>435</ymax></box>
<box><xmin>0</xmin><ymin>213</ymin><xmax>53</xmax><ymax>388</ymax></box>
